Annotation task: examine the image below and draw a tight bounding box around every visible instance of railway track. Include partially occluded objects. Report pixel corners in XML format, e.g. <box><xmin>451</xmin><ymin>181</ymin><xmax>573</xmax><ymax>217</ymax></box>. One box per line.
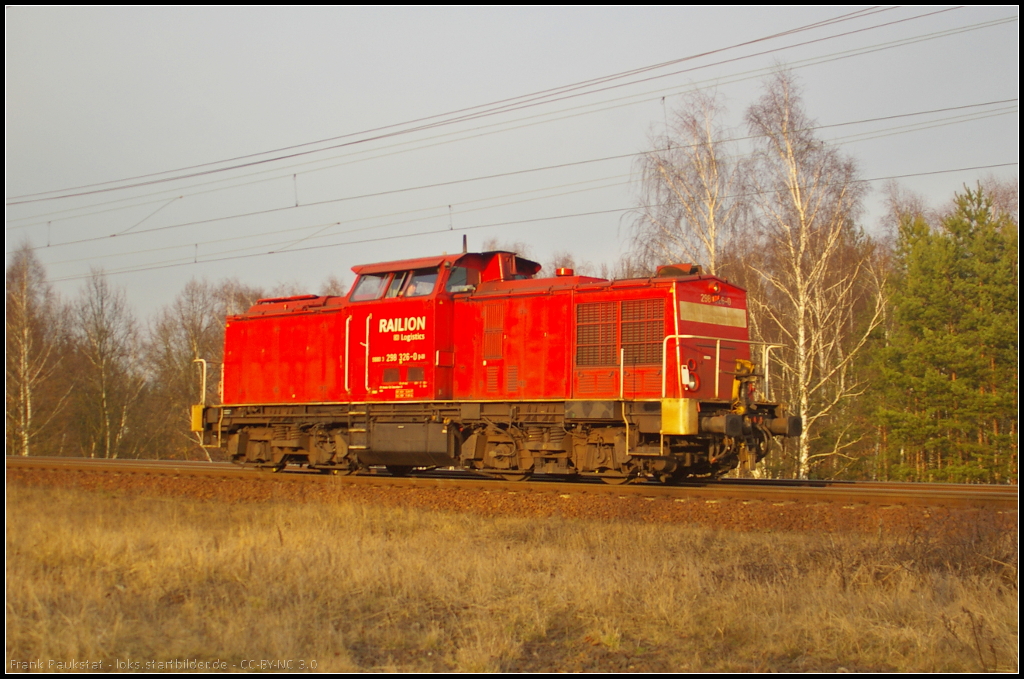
<box><xmin>7</xmin><ymin>456</ymin><xmax>1017</xmax><ymax>511</ymax></box>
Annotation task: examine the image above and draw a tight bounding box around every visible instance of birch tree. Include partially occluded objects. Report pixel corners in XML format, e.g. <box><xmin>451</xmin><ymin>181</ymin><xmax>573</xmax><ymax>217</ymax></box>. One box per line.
<box><xmin>5</xmin><ymin>243</ymin><xmax>68</xmax><ymax>456</ymax></box>
<box><xmin>634</xmin><ymin>90</ymin><xmax>744</xmax><ymax>275</ymax></box>
<box><xmin>744</xmin><ymin>70</ymin><xmax>884</xmax><ymax>479</ymax></box>
<box><xmin>217</xmin><ymin>278</ymin><xmax>266</xmax><ymax>316</ymax></box>
<box><xmin>72</xmin><ymin>271</ymin><xmax>146</xmax><ymax>459</ymax></box>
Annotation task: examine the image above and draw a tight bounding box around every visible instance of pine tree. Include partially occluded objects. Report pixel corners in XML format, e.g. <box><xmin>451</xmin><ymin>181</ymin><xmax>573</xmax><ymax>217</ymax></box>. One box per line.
<box><xmin>876</xmin><ymin>186</ymin><xmax>1017</xmax><ymax>482</ymax></box>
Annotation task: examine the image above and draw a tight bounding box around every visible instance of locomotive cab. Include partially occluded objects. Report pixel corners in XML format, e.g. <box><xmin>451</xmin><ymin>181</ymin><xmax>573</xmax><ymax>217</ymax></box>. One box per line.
<box><xmin>342</xmin><ymin>251</ymin><xmax>543</xmax><ymax>403</ymax></box>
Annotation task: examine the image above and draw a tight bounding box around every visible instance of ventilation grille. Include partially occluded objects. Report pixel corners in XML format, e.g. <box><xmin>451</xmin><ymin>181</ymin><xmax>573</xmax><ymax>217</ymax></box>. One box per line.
<box><xmin>576</xmin><ymin>302</ymin><xmax>617</xmax><ymax>366</ymax></box>
<box><xmin>486</xmin><ymin>365</ymin><xmax>500</xmax><ymax>392</ymax></box>
<box><xmin>507</xmin><ymin>365</ymin><xmax>519</xmax><ymax>392</ymax></box>
<box><xmin>483</xmin><ymin>304</ymin><xmax>504</xmax><ymax>359</ymax></box>
<box><xmin>576</xmin><ymin>371</ymin><xmax>617</xmax><ymax>394</ymax></box>
<box><xmin>576</xmin><ymin>299</ymin><xmax>664</xmax><ymax>366</ymax></box>
<box><xmin>621</xmin><ymin>299</ymin><xmax>664</xmax><ymax>365</ymax></box>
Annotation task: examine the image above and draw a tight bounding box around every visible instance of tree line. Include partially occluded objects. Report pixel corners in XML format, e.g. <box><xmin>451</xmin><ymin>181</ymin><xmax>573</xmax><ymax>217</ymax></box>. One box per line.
<box><xmin>6</xmin><ymin>69</ymin><xmax>1017</xmax><ymax>482</ymax></box>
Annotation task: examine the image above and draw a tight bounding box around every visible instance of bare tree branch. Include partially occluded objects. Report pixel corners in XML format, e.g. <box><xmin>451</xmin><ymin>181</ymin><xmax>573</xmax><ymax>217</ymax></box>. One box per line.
<box><xmin>744</xmin><ymin>69</ymin><xmax>881</xmax><ymax>478</ymax></box>
<box><xmin>632</xmin><ymin>89</ymin><xmax>742</xmax><ymax>275</ymax></box>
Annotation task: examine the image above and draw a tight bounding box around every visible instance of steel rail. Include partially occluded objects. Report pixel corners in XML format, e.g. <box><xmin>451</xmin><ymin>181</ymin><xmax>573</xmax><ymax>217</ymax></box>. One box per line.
<box><xmin>6</xmin><ymin>456</ymin><xmax>1017</xmax><ymax>511</ymax></box>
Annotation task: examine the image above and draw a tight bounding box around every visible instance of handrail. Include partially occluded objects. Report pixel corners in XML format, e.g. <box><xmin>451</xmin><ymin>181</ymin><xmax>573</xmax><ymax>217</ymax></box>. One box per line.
<box><xmin>619</xmin><ymin>347</ymin><xmax>632</xmax><ymax>458</ymax></box>
<box><xmin>364</xmin><ymin>314</ymin><xmax>372</xmax><ymax>392</ymax></box>
<box><xmin>671</xmin><ymin>287</ymin><xmax>683</xmax><ymax>400</ymax></box>
<box><xmin>660</xmin><ymin>335</ymin><xmax>783</xmax><ymax>400</ymax></box>
<box><xmin>619</xmin><ymin>347</ymin><xmax>624</xmax><ymax>400</ymax></box>
<box><xmin>344</xmin><ymin>315</ymin><xmax>352</xmax><ymax>392</ymax></box>
<box><xmin>192</xmin><ymin>358</ymin><xmax>207</xmax><ymax>406</ymax></box>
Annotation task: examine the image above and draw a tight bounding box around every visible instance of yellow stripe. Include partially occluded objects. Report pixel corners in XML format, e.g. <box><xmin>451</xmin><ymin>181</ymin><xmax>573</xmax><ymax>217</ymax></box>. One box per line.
<box><xmin>678</xmin><ymin>301</ymin><xmax>747</xmax><ymax>328</ymax></box>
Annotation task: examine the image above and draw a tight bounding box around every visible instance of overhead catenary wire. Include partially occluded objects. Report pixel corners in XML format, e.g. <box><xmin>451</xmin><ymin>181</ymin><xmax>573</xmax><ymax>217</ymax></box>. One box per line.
<box><xmin>10</xmin><ymin>97</ymin><xmax>1016</xmax><ymax>255</ymax></box>
<box><xmin>7</xmin><ymin>12</ymin><xmax>1013</xmax><ymax>228</ymax></box>
<box><xmin>44</xmin><ymin>162</ymin><xmax>1018</xmax><ymax>283</ymax></box>
<box><xmin>10</xmin><ymin>7</ymin><xmax>981</xmax><ymax>207</ymax></box>
<box><xmin>44</xmin><ymin>100</ymin><xmax>1021</xmax><ymax>269</ymax></box>
<box><xmin>186</xmin><ymin>158</ymin><xmax>1024</xmax><ymax>260</ymax></box>
<box><xmin>6</xmin><ymin>6</ymin><xmax>900</xmax><ymax>205</ymax></box>
<box><xmin>46</xmin><ymin>174</ymin><xmax>634</xmax><ymax>267</ymax></box>
<box><xmin>7</xmin><ymin>8</ymin><xmax>1016</xmax><ymax>294</ymax></box>
<box><xmin>49</xmin><ymin>94</ymin><xmax>1016</xmax><ymax>268</ymax></box>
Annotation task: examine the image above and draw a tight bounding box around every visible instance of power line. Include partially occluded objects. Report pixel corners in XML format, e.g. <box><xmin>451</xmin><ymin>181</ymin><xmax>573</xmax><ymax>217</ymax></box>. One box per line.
<box><xmin>8</xmin><ymin>12</ymin><xmax>1011</xmax><ymax>226</ymax></box>
<box><xmin>12</xmin><ymin>97</ymin><xmax>1015</xmax><ymax>252</ymax></box>
<box><xmin>53</xmin><ymin>108</ymin><xmax>1019</xmax><ymax>269</ymax></box>
<box><xmin>46</xmin><ymin>175</ymin><xmax>633</xmax><ymax>267</ymax></box>
<box><xmin>44</xmin><ymin>162</ymin><xmax>1018</xmax><ymax>283</ymax></box>
<box><xmin>10</xmin><ymin>6</ymin><xmax>965</xmax><ymax>205</ymax></box>
<box><xmin>6</xmin><ymin>6</ymin><xmax>893</xmax><ymax>204</ymax></box>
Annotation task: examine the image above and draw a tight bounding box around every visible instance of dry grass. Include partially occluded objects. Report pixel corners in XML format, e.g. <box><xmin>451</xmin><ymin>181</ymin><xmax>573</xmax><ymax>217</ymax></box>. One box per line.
<box><xmin>6</xmin><ymin>485</ymin><xmax>1018</xmax><ymax>672</ymax></box>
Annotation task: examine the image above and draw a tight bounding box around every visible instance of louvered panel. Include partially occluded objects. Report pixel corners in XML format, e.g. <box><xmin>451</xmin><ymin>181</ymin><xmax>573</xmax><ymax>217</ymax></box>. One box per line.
<box><xmin>485</xmin><ymin>365</ymin><xmax>500</xmax><ymax>392</ymax></box>
<box><xmin>483</xmin><ymin>333</ymin><xmax>503</xmax><ymax>359</ymax></box>
<box><xmin>577</xmin><ymin>323</ymin><xmax>616</xmax><ymax>345</ymax></box>
<box><xmin>483</xmin><ymin>303</ymin><xmax>505</xmax><ymax>359</ymax></box>
<box><xmin>576</xmin><ymin>301</ymin><xmax>617</xmax><ymax>366</ymax></box>
<box><xmin>576</xmin><ymin>370</ymin><xmax>617</xmax><ymax>395</ymax></box>
<box><xmin>577</xmin><ymin>301</ymin><xmax>616</xmax><ymax>324</ymax></box>
<box><xmin>484</xmin><ymin>303</ymin><xmax>505</xmax><ymax>329</ymax></box>
<box><xmin>621</xmin><ymin>298</ymin><xmax>663</xmax><ymax>321</ymax></box>
<box><xmin>507</xmin><ymin>365</ymin><xmax>519</xmax><ymax>392</ymax></box>
<box><xmin>577</xmin><ymin>345</ymin><xmax>617</xmax><ymax>366</ymax></box>
<box><xmin>622</xmin><ymin>369</ymin><xmax>663</xmax><ymax>397</ymax></box>
<box><xmin>621</xmin><ymin>298</ymin><xmax>665</xmax><ymax>366</ymax></box>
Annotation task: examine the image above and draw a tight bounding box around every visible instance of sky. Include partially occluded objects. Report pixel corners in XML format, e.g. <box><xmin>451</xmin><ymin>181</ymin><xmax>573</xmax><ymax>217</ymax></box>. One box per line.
<box><xmin>5</xmin><ymin>6</ymin><xmax>1018</xmax><ymax>313</ymax></box>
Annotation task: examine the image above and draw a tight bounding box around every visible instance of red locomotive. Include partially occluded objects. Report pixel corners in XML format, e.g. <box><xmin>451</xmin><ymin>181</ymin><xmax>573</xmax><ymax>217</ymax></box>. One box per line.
<box><xmin>194</xmin><ymin>249</ymin><xmax>800</xmax><ymax>482</ymax></box>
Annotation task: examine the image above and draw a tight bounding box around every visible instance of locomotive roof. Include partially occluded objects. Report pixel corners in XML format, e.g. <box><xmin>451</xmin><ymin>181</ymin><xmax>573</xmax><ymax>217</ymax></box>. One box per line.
<box><xmin>351</xmin><ymin>254</ymin><xmax>455</xmax><ymax>275</ymax></box>
<box><xmin>237</xmin><ymin>252</ymin><xmax>733</xmax><ymax>318</ymax></box>
<box><xmin>351</xmin><ymin>251</ymin><xmax>542</xmax><ymax>278</ymax></box>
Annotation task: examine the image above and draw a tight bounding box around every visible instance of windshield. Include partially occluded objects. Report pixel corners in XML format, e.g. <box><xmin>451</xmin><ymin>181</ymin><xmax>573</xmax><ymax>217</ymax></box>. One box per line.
<box><xmin>350</xmin><ymin>273</ymin><xmax>389</xmax><ymax>301</ymax></box>
<box><xmin>404</xmin><ymin>268</ymin><xmax>438</xmax><ymax>297</ymax></box>
<box><xmin>350</xmin><ymin>268</ymin><xmax>439</xmax><ymax>301</ymax></box>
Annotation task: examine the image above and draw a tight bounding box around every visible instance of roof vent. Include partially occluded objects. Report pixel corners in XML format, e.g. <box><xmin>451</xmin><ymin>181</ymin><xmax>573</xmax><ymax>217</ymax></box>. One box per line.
<box><xmin>656</xmin><ymin>263</ymin><xmax>702</xmax><ymax>277</ymax></box>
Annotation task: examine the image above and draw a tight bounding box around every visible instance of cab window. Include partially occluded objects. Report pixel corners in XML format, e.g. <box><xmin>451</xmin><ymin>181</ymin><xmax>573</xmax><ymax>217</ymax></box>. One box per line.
<box><xmin>404</xmin><ymin>268</ymin><xmax>439</xmax><ymax>297</ymax></box>
<box><xmin>385</xmin><ymin>272</ymin><xmax>410</xmax><ymax>298</ymax></box>
<box><xmin>445</xmin><ymin>266</ymin><xmax>480</xmax><ymax>292</ymax></box>
<box><xmin>350</xmin><ymin>273</ymin><xmax>389</xmax><ymax>301</ymax></box>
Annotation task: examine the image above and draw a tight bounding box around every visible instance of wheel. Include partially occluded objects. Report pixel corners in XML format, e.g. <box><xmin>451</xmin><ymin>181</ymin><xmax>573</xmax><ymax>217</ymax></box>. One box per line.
<box><xmin>709</xmin><ymin>463</ymin><xmax>734</xmax><ymax>480</ymax></box>
<box><xmin>599</xmin><ymin>474</ymin><xmax>632</xmax><ymax>485</ymax></box>
<box><xmin>385</xmin><ymin>465</ymin><xmax>414</xmax><ymax>477</ymax></box>
<box><xmin>500</xmin><ymin>473</ymin><xmax>530</xmax><ymax>483</ymax></box>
